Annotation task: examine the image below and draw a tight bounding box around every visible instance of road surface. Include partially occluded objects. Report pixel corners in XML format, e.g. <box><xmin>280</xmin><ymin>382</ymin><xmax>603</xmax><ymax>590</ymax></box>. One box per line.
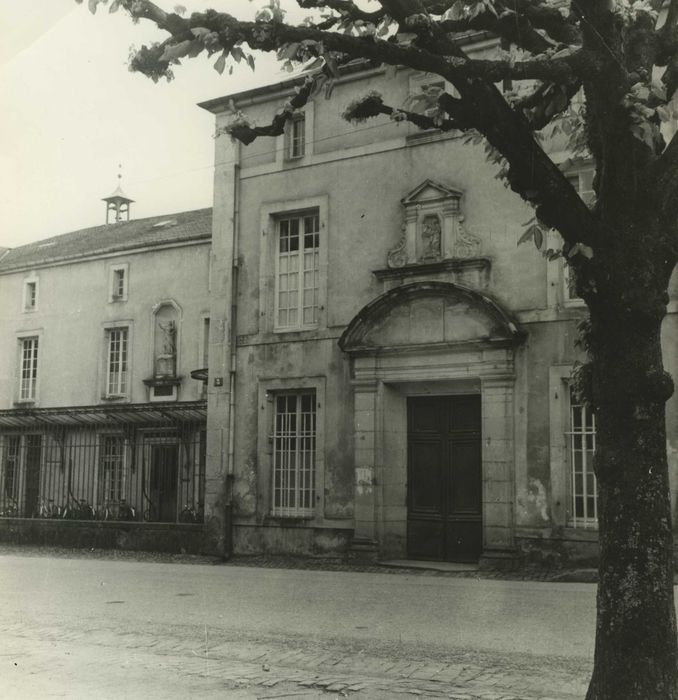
<box><xmin>0</xmin><ymin>553</ymin><xmax>596</xmax><ymax>699</ymax></box>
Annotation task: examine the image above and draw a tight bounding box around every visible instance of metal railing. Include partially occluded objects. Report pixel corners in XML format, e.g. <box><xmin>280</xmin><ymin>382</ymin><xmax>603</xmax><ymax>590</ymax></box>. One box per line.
<box><xmin>0</xmin><ymin>422</ymin><xmax>206</xmax><ymax>524</ymax></box>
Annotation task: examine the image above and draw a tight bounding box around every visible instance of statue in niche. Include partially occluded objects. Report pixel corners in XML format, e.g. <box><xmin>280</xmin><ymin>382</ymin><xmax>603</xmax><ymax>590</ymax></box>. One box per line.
<box><xmin>155</xmin><ymin>317</ymin><xmax>177</xmax><ymax>377</ymax></box>
<box><xmin>421</xmin><ymin>215</ymin><xmax>442</xmax><ymax>260</ymax></box>
<box><xmin>159</xmin><ymin>321</ymin><xmax>176</xmax><ymax>356</ymax></box>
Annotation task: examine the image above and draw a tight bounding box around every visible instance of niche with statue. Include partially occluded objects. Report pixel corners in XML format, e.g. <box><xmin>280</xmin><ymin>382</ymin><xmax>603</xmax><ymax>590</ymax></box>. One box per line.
<box><xmin>144</xmin><ymin>301</ymin><xmax>182</xmax><ymax>401</ymax></box>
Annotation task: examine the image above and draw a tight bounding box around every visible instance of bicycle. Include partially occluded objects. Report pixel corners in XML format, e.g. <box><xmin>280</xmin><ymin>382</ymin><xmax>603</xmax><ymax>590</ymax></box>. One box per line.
<box><xmin>179</xmin><ymin>504</ymin><xmax>201</xmax><ymax>523</ymax></box>
<box><xmin>62</xmin><ymin>499</ymin><xmax>95</xmax><ymax>520</ymax></box>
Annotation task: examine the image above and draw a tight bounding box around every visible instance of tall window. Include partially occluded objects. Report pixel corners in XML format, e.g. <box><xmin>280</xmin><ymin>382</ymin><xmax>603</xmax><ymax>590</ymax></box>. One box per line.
<box><xmin>568</xmin><ymin>386</ymin><xmax>597</xmax><ymax>527</ymax></box>
<box><xmin>3</xmin><ymin>436</ymin><xmax>20</xmax><ymax>502</ymax></box>
<box><xmin>107</xmin><ymin>328</ymin><xmax>128</xmax><ymax>397</ymax></box>
<box><xmin>202</xmin><ymin>317</ymin><xmax>210</xmax><ymax>368</ymax></box>
<box><xmin>101</xmin><ymin>435</ymin><xmax>125</xmax><ymax>502</ymax></box>
<box><xmin>275</xmin><ymin>211</ymin><xmax>320</xmax><ymax>330</ymax></box>
<box><xmin>272</xmin><ymin>392</ymin><xmax>316</xmax><ymax>517</ymax></box>
<box><xmin>113</xmin><ymin>269</ymin><xmax>125</xmax><ymax>299</ymax></box>
<box><xmin>19</xmin><ymin>337</ymin><xmax>39</xmax><ymax>401</ymax></box>
<box><xmin>288</xmin><ymin>115</ymin><xmax>305</xmax><ymax>159</ymax></box>
<box><xmin>24</xmin><ymin>280</ymin><xmax>37</xmax><ymax>312</ymax></box>
<box><xmin>563</xmin><ymin>170</ymin><xmax>594</xmax><ymax>304</ymax></box>
<box><xmin>109</xmin><ymin>264</ymin><xmax>128</xmax><ymax>302</ymax></box>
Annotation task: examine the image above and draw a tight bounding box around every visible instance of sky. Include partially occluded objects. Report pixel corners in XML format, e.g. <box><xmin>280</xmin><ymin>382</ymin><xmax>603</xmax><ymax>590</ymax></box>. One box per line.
<box><xmin>0</xmin><ymin>0</ymin><xmax>307</xmax><ymax>248</ymax></box>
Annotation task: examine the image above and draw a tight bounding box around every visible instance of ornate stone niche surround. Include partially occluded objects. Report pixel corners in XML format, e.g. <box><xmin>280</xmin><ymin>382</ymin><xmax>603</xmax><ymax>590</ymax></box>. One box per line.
<box><xmin>387</xmin><ymin>180</ymin><xmax>481</xmax><ymax>268</ymax></box>
<box><xmin>339</xmin><ymin>282</ymin><xmax>525</xmax><ymax>561</ymax></box>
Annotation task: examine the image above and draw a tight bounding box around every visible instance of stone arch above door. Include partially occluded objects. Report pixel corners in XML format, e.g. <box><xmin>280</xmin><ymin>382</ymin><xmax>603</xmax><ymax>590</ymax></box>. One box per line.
<box><xmin>339</xmin><ymin>281</ymin><xmax>523</xmax><ymax>353</ymax></box>
<box><xmin>339</xmin><ymin>281</ymin><xmax>524</xmax><ymax>564</ymax></box>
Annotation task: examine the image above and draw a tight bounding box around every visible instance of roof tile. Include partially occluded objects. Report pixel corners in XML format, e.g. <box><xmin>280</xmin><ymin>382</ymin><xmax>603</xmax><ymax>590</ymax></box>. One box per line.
<box><xmin>0</xmin><ymin>208</ymin><xmax>211</xmax><ymax>272</ymax></box>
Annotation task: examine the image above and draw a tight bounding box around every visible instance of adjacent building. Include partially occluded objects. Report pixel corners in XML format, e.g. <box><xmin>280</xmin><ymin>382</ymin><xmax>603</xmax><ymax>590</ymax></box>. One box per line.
<box><xmin>0</xmin><ymin>194</ymin><xmax>211</xmax><ymax>548</ymax></box>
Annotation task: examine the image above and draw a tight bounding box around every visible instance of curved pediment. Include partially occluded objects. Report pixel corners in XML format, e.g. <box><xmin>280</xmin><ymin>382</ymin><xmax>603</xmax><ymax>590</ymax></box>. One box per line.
<box><xmin>339</xmin><ymin>282</ymin><xmax>523</xmax><ymax>354</ymax></box>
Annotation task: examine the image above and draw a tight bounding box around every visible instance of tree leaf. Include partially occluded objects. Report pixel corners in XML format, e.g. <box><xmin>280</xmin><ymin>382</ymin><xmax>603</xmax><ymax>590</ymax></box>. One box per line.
<box><xmin>533</xmin><ymin>225</ymin><xmax>543</xmax><ymax>250</ymax></box>
<box><xmin>88</xmin><ymin>0</ymin><xmax>101</xmax><ymax>14</ymax></box>
<box><xmin>231</xmin><ymin>46</ymin><xmax>246</xmax><ymax>63</ymax></box>
<box><xmin>517</xmin><ymin>227</ymin><xmax>535</xmax><ymax>246</ymax></box>
<box><xmin>214</xmin><ymin>52</ymin><xmax>227</xmax><ymax>75</ymax></box>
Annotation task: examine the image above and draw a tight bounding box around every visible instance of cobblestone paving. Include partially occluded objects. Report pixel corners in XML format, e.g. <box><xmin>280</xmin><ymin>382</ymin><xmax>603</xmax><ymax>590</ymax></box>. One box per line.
<box><xmin>3</xmin><ymin>616</ymin><xmax>590</xmax><ymax>699</ymax></box>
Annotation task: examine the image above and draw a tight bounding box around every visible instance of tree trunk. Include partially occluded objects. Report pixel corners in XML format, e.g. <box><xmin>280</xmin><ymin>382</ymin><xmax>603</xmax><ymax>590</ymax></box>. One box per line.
<box><xmin>585</xmin><ymin>292</ymin><xmax>678</xmax><ymax>699</ymax></box>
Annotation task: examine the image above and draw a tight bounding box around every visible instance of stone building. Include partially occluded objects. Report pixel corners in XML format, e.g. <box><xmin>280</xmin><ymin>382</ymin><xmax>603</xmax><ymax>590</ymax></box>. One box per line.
<box><xmin>0</xmin><ymin>191</ymin><xmax>211</xmax><ymax>550</ymax></box>
<box><xmin>199</xmin><ymin>60</ymin><xmax>678</xmax><ymax>565</ymax></box>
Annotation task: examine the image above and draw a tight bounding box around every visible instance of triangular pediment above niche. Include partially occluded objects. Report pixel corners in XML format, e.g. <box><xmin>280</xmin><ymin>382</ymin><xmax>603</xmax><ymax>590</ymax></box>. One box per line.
<box><xmin>401</xmin><ymin>179</ymin><xmax>464</xmax><ymax>206</ymax></box>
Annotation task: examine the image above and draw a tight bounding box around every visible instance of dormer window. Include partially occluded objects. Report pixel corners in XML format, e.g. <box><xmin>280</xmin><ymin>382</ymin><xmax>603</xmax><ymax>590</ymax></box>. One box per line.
<box><xmin>23</xmin><ymin>280</ymin><xmax>38</xmax><ymax>312</ymax></box>
<box><xmin>109</xmin><ymin>263</ymin><xmax>128</xmax><ymax>302</ymax></box>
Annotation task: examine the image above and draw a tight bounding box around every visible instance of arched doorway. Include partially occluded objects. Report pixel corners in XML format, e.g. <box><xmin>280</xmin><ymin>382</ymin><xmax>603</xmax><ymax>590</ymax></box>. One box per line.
<box><xmin>340</xmin><ymin>281</ymin><xmax>525</xmax><ymax>563</ymax></box>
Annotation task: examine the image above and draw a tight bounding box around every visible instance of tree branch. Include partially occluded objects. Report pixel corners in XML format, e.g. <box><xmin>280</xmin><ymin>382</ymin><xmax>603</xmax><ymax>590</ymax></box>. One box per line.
<box><xmin>296</xmin><ymin>0</ymin><xmax>386</xmax><ymax>24</ymax></box>
<box><xmin>112</xmin><ymin>0</ymin><xmax>599</xmax><ymax>249</ymax></box>
<box><xmin>515</xmin><ymin>79</ymin><xmax>582</xmax><ymax>130</ymax></box>
<box><xmin>118</xmin><ymin>1</ymin><xmax>593</xmax><ymax>85</ymax></box>
<box><xmin>343</xmin><ymin>91</ymin><xmax>464</xmax><ymax>130</ymax></box>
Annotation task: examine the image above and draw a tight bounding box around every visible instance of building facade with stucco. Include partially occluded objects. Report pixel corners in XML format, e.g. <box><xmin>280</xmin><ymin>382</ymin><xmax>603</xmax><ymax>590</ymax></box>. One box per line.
<box><xmin>0</xmin><ymin>201</ymin><xmax>212</xmax><ymax>549</ymax></box>
<box><xmin>199</xmin><ymin>59</ymin><xmax>678</xmax><ymax>566</ymax></box>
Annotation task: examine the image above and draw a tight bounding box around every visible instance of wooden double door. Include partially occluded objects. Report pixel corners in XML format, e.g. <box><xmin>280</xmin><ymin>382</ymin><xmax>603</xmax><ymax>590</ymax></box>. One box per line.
<box><xmin>407</xmin><ymin>394</ymin><xmax>482</xmax><ymax>562</ymax></box>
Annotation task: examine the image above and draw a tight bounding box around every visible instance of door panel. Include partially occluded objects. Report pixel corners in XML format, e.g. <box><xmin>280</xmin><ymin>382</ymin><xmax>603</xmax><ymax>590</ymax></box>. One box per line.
<box><xmin>449</xmin><ymin>440</ymin><xmax>482</xmax><ymax>513</ymax></box>
<box><xmin>408</xmin><ymin>439</ymin><xmax>444</xmax><ymax>513</ymax></box>
<box><xmin>407</xmin><ymin>395</ymin><xmax>482</xmax><ymax>562</ymax></box>
<box><xmin>24</xmin><ymin>435</ymin><xmax>42</xmax><ymax>517</ymax></box>
<box><xmin>149</xmin><ymin>444</ymin><xmax>178</xmax><ymax>522</ymax></box>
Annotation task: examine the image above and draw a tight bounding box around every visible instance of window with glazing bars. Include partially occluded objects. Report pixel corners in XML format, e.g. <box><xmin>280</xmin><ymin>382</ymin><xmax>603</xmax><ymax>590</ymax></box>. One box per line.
<box><xmin>101</xmin><ymin>435</ymin><xmax>125</xmax><ymax>502</ymax></box>
<box><xmin>568</xmin><ymin>386</ymin><xmax>597</xmax><ymax>527</ymax></box>
<box><xmin>19</xmin><ymin>337</ymin><xmax>39</xmax><ymax>401</ymax></box>
<box><xmin>272</xmin><ymin>392</ymin><xmax>316</xmax><ymax>517</ymax></box>
<box><xmin>564</xmin><ymin>171</ymin><xmax>594</xmax><ymax>302</ymax></box>
<box><xmin>276</xmin><ymin>212</ymin><xmax>320</xmax><ymax>329</ymax></box>
<box><xmin>3</xmin><ymin>436</ymin><xmax>20</xmax><ymax>501</ymax></box>
<box><xmin>288</xmin><ymin>115</ymin><xmax>305</xmax><ymax>158</ymax></box>
<box><xmin>107</xmin><ymin>328</ymin><xmax>128</xmax><ymax>396</ymax></box>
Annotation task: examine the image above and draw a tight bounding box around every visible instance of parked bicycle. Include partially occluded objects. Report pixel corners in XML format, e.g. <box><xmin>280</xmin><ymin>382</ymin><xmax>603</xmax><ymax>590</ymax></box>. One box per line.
<box><xmin>0</xmin><ymin>498</ymin><xmax>19</xmax><ymax>517</ymax></box>
<box><xmin>178</xmin><ymin>504</ymin><xmax>201</xmax><ymax>523</ymax></box>
<box><xmin>117</xmin><ymin>500</ymin><xmax>137</xmax><ymax>521</ymax></box>
<box><xmin>62</xmin><ymin>499</ymin><xmax>95</xmax><ymax>520</ymax></box>
<box><xmin>33</xmin><ymin>499</ymin><xmax>63</xmax><ymax>519</ymax></box>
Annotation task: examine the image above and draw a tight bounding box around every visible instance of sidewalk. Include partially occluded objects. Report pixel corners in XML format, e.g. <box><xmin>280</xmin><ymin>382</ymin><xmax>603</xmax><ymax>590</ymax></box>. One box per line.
<box><xmin>0</xmin><ymin>542</ymin><xmax>599</xmax><ymax>583</ymax></box>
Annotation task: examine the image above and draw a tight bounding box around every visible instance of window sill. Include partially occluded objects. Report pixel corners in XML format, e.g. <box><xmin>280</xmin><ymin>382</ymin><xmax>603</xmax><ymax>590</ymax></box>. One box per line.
<box><xmin>563</xmin><ymin>298</ymin><xmax>586</xmax><ymax>308</ymax></box>
<box><xmin>101</xmin><ymin>395</ymin><xmax>129</xmax><ymax>403</ymax></box>
<box><xmin>264</xmin><ymin>513</ymin><xmax>316</xmax><ymax>527</ymax></box>
<box><xmin>13</xmin><ymin>400</ymin><xmax>36</xmax><ymax>407</ymax></box>
<box><xmin>564</xmin><ymin>523</ymin><xmax>599</xmax><ymax>538</ymax></box>
<box><xmin>273</xmin><ymin>325</ymin><xmax>320</xmax><ymax>335</ymax></box>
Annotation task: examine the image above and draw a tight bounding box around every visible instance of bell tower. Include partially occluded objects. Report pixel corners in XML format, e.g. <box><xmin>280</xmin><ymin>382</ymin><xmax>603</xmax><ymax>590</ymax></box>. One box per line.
<box><xmin>103</xmin><ymin>165</ymin><xmax>134</xmax><ymax>224</ymax></box>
